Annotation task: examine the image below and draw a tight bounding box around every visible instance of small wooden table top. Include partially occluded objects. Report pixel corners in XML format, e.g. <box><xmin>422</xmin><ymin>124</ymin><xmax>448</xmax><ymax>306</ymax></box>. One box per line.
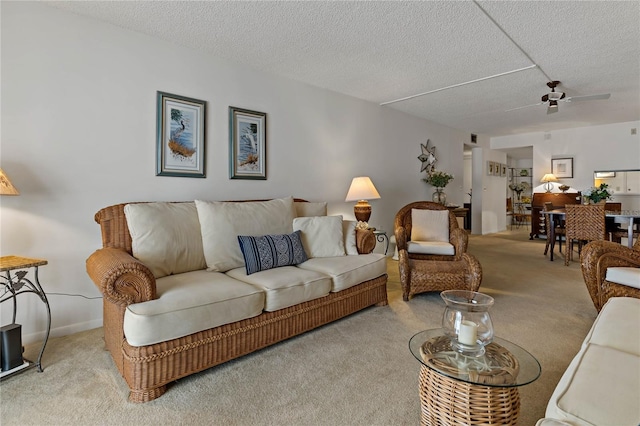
<box><xmin>0</xmin><ymin>256</ymin><xmax>48</xmax><ymax>272</ymax></box>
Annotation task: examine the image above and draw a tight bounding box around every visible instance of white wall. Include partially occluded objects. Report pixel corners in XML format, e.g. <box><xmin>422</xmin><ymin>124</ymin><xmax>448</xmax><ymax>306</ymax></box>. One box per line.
<box><xmin>493</xmin><ymin>122</ymin><xmax>640</xmax><ymax>209</ymax></box>
<box><xmin>1</xmin><ymin>3</ymin><xmax>499</xmax><ymax>342</ymax></box>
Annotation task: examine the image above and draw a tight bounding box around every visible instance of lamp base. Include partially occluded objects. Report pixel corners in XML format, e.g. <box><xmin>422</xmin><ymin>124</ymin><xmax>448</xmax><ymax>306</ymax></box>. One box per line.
<box><xmin>543</xmin><ymin>182</ymin><xmax>553</xmax><ymax>193</ymax></box>
<box><xmin>354</xmin><ymin>200</ymin><xmax>372</xmax><ymax>223</ymax></box>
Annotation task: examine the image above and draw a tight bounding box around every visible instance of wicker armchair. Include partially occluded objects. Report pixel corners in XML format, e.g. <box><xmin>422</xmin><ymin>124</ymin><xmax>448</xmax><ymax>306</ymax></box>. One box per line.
<box><xmin>581</xmin><ymin>238</ymin><xmax>640</xmax><ymax>311</ymax></box>
<box><xmin>564</xmin><ymin>204</ymin><xmax>607</xmax><ymax>266</ymax></box>
<box><xmin>394</xmin><ymin>201</ymin><xmax>482</xmax><ymax>301</ymax></box>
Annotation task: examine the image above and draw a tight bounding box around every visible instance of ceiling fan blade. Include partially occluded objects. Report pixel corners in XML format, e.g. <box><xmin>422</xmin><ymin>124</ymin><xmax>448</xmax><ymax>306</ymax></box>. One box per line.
<box><xmin>505</xmin><ymin>102</ymin><xmax>542</xmax><ymax>112</ymax></box>
<box><xmin>547</xmin><ymin>105</ymin><xmax>558</xmax><ymax>114</ymax></box>
<box><xmin>565</xmin><ymin>93</ymin><xmax>611</xmax><ymax>102</ymax></box>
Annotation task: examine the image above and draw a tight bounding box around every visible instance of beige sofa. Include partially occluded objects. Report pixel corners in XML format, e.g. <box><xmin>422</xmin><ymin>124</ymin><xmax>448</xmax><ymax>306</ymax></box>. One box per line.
<box><xmin>86</xmin><ymin>197</ymin><xmax>388</xmax><ymax>402</ymax></box>
<box><xmin>537</xmin><ymin>239</ymin><xmax>640</xmax><ymax>425</ymax></box>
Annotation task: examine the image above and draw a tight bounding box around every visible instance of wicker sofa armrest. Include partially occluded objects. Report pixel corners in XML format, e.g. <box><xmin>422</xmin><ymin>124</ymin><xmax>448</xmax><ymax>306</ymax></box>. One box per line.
<box><xmin>462</xmin><ymin>253</ymin><xmax>483</xmax><ymax>292</ymax></box>
<box><xmin>86</xmin><ymin>247</ymin><xmax>157</xmax><ymax>306</ymax></box>
<box><xmin>581</xmin><ymin>240</ymin><xmax>640</xmax><ymax>311</ymax></box>
<box><xmin>356</xmin><ymin>228</ymin><xmax>376</xmax><ymax>254</ymax></box>
<box><xmin>450</xmin><ymin>228</ymin><xmax>468</xmax><ymax>261</ymax></box>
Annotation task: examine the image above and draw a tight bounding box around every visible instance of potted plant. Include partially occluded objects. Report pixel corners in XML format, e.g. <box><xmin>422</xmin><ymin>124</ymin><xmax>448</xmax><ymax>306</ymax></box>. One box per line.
<box><xmin>423</xmin><ymin>170</ymin><xmax>454</xmax><ymax>204</ymax></box>
<box><xmin>583</xmin><ymin>183</ymin><xmax>613</xmax><ymax>204</ymax></box>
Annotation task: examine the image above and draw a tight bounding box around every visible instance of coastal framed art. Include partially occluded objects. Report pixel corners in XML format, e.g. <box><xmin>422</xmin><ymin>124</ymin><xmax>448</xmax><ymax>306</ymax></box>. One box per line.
<box><xmin>487</xmin><ymin>161</ymin><xmax>494</xmax><ymax>176</ymax></box>
<box><xmin>156</xmin><ymin>91</ymin><xmax>206</xmax><ymax>178</ymax></box>
<box><xmin>229</xmin><ymin>107</ymin><xmax>266</xmax><ymax>180</ymax></box>
<box><xmin>551</xmin><ymin>157</ymin><xmax>573</xmax><ymax>178</ymax></box>
<box><xmin>500</xmin><ymin>163</ymin><xmax>507</xmax><ymax>177</ymax></box>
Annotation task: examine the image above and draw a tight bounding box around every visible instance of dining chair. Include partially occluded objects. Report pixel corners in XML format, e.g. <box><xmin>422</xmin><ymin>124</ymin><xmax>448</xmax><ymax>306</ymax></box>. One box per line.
<box><xmin>543</xmin><ymin>202</ymin><xmax>565</xmax><ymax>255</ymax></box>
<box><xmin>564</xmin><ymin>204</ymin><xmax>607</xmax><ymax>266</ymax></box>
<box><xmin>606</xmin><ymin>202</ymin><xmax>640</xmax><ymax>245</ymax></box>
<box><xmin>506</xmin><ymin>197</ymin><xmax>514</xmax><ymax>229</ymax></box>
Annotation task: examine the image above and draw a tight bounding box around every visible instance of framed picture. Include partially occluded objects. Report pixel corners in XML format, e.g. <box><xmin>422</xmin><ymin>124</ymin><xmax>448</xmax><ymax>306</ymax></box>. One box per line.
<box><xmin>551</xmin><ymin>157</ymin><xmax>574</xmax><ymax>178</ymax></box>
<box><xmin>487</xmin><ymin>161</ymin><xmax>494</xmax><ymax>176</ymax></box>
<box><xmin>229</xmin><ymin>107</ymin><xmax>266</xmax><ymax>180</ymax></box>
<box><xmin>500</xmin><ymin>163</ymin><xmax>507</xmax><ymax>177</ymax></box>
<box><xmin>156</xmin><ymin>91</ymin><xmax>206</xmax><ymax>178</ymax></box>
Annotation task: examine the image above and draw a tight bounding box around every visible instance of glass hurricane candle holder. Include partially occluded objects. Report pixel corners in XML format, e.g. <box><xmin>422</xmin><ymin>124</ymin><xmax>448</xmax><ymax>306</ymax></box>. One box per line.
<box><xmin>441</xmin><ymin>290</ymin><xmax>494</xmax><ymax>357</ymax></box>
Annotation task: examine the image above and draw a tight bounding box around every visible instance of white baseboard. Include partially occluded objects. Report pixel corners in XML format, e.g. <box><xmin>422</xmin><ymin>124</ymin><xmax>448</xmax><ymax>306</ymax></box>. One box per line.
<box><xmin>22</xmin><ymin>319</ymin><xmax>102</xmax><ymax>345</ymax></box>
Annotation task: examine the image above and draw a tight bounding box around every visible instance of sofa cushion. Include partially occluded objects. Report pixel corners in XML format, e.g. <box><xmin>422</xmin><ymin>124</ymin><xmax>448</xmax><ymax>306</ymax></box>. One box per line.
<box><xmin>123</xmin><ymin>270</ymin><xmax>265</xmax><ymax>346</ymax></box>
<box><xmin>343</xmin><ymin>220</ymin><xmax>359</xmax><ymax>255</ymax></box>
<box><xmin>407</xmin><ymin>241</ymin><xmax>455</xmax><ymax>256</ymax></box>
<box><xmin>124</xmin><ymin>202</ymin><xmax>206</xmax><ymax>279</ymax></box>
<box><xmin>238</xmin><ymin>231</ymin><xmax>308</xmax><ymax>275</ymax></box>
<box><xmin>605</xmin><ymin>267</ymin><xmax>640</xmax><ymax>289</ymax></box>
<box><xmin>545</xmin><ymin>297</ymin><xmax>640</xmax><ymax>425</ymax></box>
<box><xmin>226</xmin><ymin>266</ymin><xmax>331</xmax><ymax>311</ymax></box>
<box><xmin>195</xmin><ymin>197</ymin><xmax>296</xmax><ymax>272</ymax></box>
<box><xmin>296</xmin><ymin>253</ymin><xmax>387</xmax><ymax>292</ymax></box>
<box><xmin>293</xmin><ymin>215</ymin><xmax>346</xmax><ymax>258</ymax></box>
<box><xmin>550</xmin><ymin>344</ymin><xmax>640</xmax><ymax>425</ymax></box>
<box><xmin>411</xmin><ymin>209</ymin><xmax>449</xmax><ymax>242</ymax></box>
<box><xmin>294</xmin><ymin>201</ymin><xmax>327</xmax><ymax>217</ymax></box>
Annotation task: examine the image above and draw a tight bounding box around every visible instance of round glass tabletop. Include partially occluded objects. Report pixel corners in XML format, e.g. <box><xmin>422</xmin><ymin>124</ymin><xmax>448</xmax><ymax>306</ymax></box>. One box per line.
<box><xmin>409</xmin><ymin>329</ymin><xmax>541</xmax><ymax>387</ymax></box>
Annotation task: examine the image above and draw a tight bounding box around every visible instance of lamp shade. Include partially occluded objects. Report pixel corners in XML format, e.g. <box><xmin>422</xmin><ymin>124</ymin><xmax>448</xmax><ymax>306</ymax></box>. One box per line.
<box><xmin>0</xmin><ymin>168</ymin><xmax>19</xmax><ymax>195</ymax></box>
<box><xmin>345</xmin><ymin>177</ymin><xmax>381</xmax><ymax>202</ymax></box>
<box><xmin>540</xmin><ymin>173</ymin><xmax>558</xmax><ymax>183</ymax></box>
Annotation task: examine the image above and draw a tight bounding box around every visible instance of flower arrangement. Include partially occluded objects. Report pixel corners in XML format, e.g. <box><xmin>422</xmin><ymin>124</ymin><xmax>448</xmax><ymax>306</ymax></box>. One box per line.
<box><xmin>583</xmin><ymin>183</ymin><xmax>613</xmax><ymax>203</ymax></box>
<box><xmin>508</xmin><ymin>182</ymin><xmax>527</xmax><ymax>193</ymax></box>
<box><xmin>423</xmin><ymin>170</ymin><xmax>454</xmax><ymax>188</ymax></box>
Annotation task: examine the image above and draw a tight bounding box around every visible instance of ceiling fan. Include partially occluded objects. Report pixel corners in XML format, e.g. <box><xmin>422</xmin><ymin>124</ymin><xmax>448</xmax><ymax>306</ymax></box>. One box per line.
<box><xmin>506</xmin><ymin>81</ymin><xmax>611</xmax><ymax>114</ymax></box>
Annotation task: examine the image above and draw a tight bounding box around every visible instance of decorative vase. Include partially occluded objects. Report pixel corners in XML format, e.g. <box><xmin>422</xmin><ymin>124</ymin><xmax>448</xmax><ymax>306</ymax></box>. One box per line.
<box><xmin>441</xmin><ymin>290</ymin><xmax>494</xmax><ymax>357</ymax></box>
<box><xmin>582</xmin><ymin>196</ymin><xmax>590</xmax><ymax>205</ymax></box>
<box><xmin>432</xmin><ymin>188</ymin><xmax>447</xmax><ymax>205</ymax></box>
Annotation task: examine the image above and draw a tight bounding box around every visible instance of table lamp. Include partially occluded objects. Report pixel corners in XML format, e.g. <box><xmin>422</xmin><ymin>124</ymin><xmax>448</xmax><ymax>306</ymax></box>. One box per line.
<box><xmin>345</xmin><ymin>176</ymin><xmax>380</xmax><ymax>224</ymax></box>
<box><xmin>0</xmin><ymin>168</ymin><xmax>20</xmax><ymax>195</ymax></box>
<box><xmin>540</xmin><ymin>173</ymin><xmax>558</xmax><ymax>193</ymax></box>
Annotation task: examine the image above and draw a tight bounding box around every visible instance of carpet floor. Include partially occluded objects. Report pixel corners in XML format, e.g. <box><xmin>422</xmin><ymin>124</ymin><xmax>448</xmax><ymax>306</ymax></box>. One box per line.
<box><xmin>0</xmin><ymin>228</ymin><xmax>597</xmax><ymax>425</ymax></box>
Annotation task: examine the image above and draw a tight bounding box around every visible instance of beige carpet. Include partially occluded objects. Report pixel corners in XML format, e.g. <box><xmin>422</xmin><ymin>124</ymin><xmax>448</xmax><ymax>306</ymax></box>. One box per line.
<box><xmin>0</xmin><ymin>229</ymin><xmax>596</xmax><ymax>425</ymax></box>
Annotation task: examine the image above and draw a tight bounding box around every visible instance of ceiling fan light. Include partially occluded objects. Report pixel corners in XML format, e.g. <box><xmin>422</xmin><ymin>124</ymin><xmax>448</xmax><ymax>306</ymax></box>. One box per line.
<box><xmin>548</xmin><ymin>91</ymin><xmax>564</xmax><ymax>101</ymax></box>
<box><xmin>548</xmin><ymin>100</ymin><xmax>558</xmax><ymax>108</ymax></box>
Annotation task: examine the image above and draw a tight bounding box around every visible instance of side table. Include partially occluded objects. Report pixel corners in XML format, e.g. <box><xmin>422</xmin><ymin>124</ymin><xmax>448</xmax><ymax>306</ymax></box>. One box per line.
<box><xmin>409</xmin><ymin>329</ymin><xmax>540</xmax><ymax>425</ymax></box>
<box><xmin>0</xmin><ymin>256</ymin><xmax>51</xmax><ymax>378</ymax></box>
<box><xmin>372</xmin><ymin>230</ymin><xmax>389</xmax><ymax>255</ymax></box>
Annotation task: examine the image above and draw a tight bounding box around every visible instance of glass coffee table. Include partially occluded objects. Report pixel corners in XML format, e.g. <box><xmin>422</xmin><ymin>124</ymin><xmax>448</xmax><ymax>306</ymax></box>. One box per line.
<box><xmin>409</xmin><ymin>329</ymin><xmax>541</xmax><ymax>426</ymax></box>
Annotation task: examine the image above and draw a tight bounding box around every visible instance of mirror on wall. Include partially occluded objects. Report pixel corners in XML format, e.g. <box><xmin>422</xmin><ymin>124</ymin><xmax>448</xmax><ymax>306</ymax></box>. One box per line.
<box><xmin>594</xmin><ymin>170</ymin><xmax>640</xmax><ymax>195</ymax></box>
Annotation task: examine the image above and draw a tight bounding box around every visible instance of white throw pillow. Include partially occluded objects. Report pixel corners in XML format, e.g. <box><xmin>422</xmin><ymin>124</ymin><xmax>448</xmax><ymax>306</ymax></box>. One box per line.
<box><xmin>195</xmin><ymin>197</ymin><xmax>296</xmax><ymax>272</ymax></box>
<box><xmin>294</xmin><ymin>201</ymin><xmax>328</xmax><ymax>217</ymax></box>
<box><xmin>343</xmin><ymin>220</ymin><xmax>359</xmax><ymax>255</ymax></box>
<box><xmin>293</xmin><ymin>215</ymin><xmax>346</xmax><ymax>258</ymax></box>
<box><xmin>124</xmin><ymin>202</ymin><xmax>207</xmax><ymax>279</ymax></box>
<box><xmin>411</xmin><ymin>209</ymin><xmax>450</xmax><ymax>242</ymax></box>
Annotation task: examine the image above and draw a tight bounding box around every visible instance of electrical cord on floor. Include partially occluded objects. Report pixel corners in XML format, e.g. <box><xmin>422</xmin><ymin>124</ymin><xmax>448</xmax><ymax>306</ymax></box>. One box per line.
<box><xmin>46</xmin><ymin>292</ymin><xmax>102</xmax><ymax>300</ymax></box>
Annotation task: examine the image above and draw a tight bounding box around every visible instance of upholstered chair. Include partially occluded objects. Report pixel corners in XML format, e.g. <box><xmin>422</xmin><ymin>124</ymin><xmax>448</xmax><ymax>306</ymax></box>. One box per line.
<box><xmin>394</xmin><ymin>201</ymin><xmax>482</xmax><ymax>301</ymax></box>
<box><xmin>581</xmin><ymin>238</ymin><xmax>640</xmax><ymax>311</ymax></box>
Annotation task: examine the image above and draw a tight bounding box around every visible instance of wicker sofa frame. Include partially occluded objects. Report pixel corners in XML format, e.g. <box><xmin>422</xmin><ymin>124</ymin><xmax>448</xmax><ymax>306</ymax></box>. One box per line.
<box><xmin>581</xmin><ymin>237</ymin><xmax>640</xmax><ymax>312</ymax></box>
<box><xmin>86</xmin><ymin>201</ymin><xmax>388</xmax><ymax>402</ymax></box>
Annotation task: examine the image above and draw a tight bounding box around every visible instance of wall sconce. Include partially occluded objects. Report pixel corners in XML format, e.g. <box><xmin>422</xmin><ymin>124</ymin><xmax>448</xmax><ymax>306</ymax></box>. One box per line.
<box><xmin>345</xmin><ymin>176</ymin><xmax>380</xmax><ymax>225</ymax></box>
<box><xmin>540</xmin><ymin>173</ymin><xmax>558</xmax><ymax>193</ymax></box>
<box><xmin>0</xmin><ymin>168</ymin><xmax>20</xmax><ymax>195</ymax></box>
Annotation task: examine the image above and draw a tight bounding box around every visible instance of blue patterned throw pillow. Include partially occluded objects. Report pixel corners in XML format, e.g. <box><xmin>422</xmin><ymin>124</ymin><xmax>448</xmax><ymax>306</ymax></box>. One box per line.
<box><xmin>238</xmin><ymin>231</ymin><xmax>308</xmax><ymax>275</ymax></box>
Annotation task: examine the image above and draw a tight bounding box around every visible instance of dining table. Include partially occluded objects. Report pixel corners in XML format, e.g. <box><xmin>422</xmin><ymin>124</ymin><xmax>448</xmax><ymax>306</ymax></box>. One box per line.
<box><xmin>542</xmin><ymin>209</ymin><xmax>640</xmax><ymax>261</ymax></box>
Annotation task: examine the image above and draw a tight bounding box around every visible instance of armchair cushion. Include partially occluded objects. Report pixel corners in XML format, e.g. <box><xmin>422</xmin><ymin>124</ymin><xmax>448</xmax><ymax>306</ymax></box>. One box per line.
<box><xmin>124</xmin><ymin>202</ymin><xmax>206</xmax><ymax>279</ymax></box>
<box><xmin>411</xmin><ymin>209</ymin><xmax>449</xmax><ymax>242</ymax></box>
<box><xmin>605</xmin><ymin>267</ymin><xmax>640</xmax><ymax>289</ymax></box>
<box><xmin>407</xmin><ymin>241</ymin><xmax>455</xmax><ymax>256</ymax></box>
<box><xmin>293</xmin><ymin>215</ymin><xmax>346</xmax><ymax>258</ymax></box>
<box><xmin>237</xmin><ymin>231</ymin><xmax>308</xmax><ymax>275</ymax></box>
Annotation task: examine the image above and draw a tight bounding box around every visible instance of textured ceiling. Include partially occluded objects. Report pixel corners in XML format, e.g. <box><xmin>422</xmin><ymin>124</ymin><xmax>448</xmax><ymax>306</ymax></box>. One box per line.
<box><xmin>47</xmin><ymin>1</ymin><xmax>640</xmax><ymax>138</ymax></box>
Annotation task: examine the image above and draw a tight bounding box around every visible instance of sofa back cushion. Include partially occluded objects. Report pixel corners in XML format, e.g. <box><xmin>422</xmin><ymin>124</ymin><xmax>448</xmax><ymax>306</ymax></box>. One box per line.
<box><xmin>124</xmin><ymin>202</ymin><xmax>206</xmax><ymax>278</ymax></box>
<box><xmin>294</xmin><ymin>201</ymin><xmax>327</xmax><ymax>217</ymax></box>
<box><xmin>293</xmin><ymin>215</ymin><xmax>346</xmax><ymax>258</ymax></box>
<box><xmin>196</xmin><ymin>197</ymin><xmax>296</xmax><ymax>272</ymax></box>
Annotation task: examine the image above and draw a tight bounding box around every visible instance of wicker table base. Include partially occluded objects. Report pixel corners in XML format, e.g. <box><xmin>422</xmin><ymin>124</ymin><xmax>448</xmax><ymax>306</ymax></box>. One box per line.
<box><xmin>419</xmin><ymin>365</ymin><xmax>520</xmax><ymax>425</ymax></box>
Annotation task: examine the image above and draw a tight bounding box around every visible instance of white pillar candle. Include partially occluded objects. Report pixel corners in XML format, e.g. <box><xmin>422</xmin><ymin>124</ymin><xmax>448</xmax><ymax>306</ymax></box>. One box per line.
<box><xmin>458</xmin><ymin>320</ymin><xmax>478</xmax><ymax>346</ymax></box>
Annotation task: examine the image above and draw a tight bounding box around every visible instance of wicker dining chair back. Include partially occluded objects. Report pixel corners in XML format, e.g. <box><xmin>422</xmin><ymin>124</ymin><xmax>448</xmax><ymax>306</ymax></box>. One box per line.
<box><xmin>543</xmin><ymin>202</ymin><xmax>565</xmax><ymax>256</ymax></box>
<box><xmin>564</xmin><ymin>204</ymin><xmax>606</xmax><ymax>265</ymax></box>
